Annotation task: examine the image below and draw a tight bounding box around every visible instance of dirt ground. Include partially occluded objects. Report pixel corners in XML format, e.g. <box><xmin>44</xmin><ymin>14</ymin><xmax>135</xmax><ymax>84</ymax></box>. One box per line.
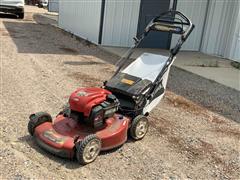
<box><xmin>0</xmin><ymin>6</ymin><xmax>239</xmax><ymax>180</ymax></box>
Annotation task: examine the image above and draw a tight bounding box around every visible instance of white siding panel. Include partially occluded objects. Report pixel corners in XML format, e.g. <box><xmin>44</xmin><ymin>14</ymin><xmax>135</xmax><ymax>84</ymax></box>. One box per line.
<box><xmin>228</xmin><ymin>10</ymin><xmax>240</xmax><ymax>62</ymax></box>
<box><xmin>48</xmin><ymin>0</ymin><xmax>59</xmax><ymax>12</ymax></box>
<box><xmin>201</xmin><ymin>0</ymin><xmax>240</xmax><ymax>62</ymax></box>
<box><xmin>102</xmin><ymin>0</ymin><xmax>141</xmax><ymax>47</ymax></box>
<box><xmin>171</xmin><ymin>0</ymin><xmax>208</xmax><ymax>51</ymax></box>
<box><xmin>58</xmin><ymin>0</ymin><xmax>101</xmax><ymax>44</ymax></box>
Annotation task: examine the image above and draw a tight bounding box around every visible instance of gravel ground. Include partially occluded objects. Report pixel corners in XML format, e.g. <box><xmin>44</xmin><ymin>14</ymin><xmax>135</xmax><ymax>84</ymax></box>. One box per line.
<box><xmin>0</xmin><ymin>6</ymin><xmax>239</xmax><ymax>180</ymax></box>
<box><xmin>168</xmin><ymin>66</ymin><xmax>240</xmax><ymax>123</ymax></box>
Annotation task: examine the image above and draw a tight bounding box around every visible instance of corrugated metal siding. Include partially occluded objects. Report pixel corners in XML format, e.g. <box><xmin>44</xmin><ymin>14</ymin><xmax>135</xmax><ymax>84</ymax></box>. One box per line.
<box><xmin>48</xmin><ymin>0</ymin><xmax>59</xmax><ymax>13</ymax></box>
<box><xmin>58</xmin><ymin>0</ymin><xmax>102</xmax><ymax>44</ymax></box>
<box><xmin>228</xmin><ymin>9</ymin><xmax>240</xmax><ymax>62</ymax></box>
<box><xmin>101</xmin><ymin>0</ymin><xmax>141</xmax><ymax>47</ymax></box>
<box><xmin>171</xmin><ymin>0</ymin><xmax>208</xmax><ymax>51</ymax></box>
<box><xmin>201</xmin><ymin>0</ymin><xmax>240</xmax><ymax>62</ymax></box>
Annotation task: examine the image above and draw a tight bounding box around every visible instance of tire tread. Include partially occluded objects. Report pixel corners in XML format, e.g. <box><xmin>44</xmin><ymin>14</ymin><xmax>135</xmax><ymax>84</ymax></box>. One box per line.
<box><xmin>28</xmin><ymin>112</ymin><xmax>52</xmax><ymax>136</ymax></box>
<box><xmin>76</xmin><ymin>134</ymin><xmax>101</xmax><ymax>165</ymax></box>
<box><xmin>129</xmin><ymin>115</ymin><xmax>149</xmax><ymax>140</ymax></box>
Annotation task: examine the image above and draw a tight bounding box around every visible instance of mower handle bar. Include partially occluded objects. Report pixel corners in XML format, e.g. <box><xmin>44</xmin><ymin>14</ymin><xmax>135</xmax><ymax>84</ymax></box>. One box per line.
<box><xmin>146</xmin><ymin>10</ymin><xmax>193</xmax><ymax>39</ymax></box>
<box><xmin>141</xmin><ymin>10</ymin><xmax>195</xmax><ymax>56</ymax></box>
<box><xmin>113</xmin><ymin>10</ymin><xmax>194</xmax><ymax>76</ymax></box>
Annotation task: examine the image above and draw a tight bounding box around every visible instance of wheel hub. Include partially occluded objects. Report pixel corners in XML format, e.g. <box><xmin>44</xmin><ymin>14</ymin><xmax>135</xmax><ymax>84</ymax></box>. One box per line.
<box><xmin>83</xmin><ymin>139</ymin><xmax>101</xmax><ymax>163</ymax></box>
<box><xmin>136</xmin><ymin>120</ymin><xmax>148</xmax><ymax>138</ymax></box>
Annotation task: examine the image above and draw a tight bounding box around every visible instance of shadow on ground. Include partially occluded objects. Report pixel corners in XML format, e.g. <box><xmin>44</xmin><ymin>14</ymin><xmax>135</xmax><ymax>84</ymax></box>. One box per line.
<box><xmin>2</xmin><ymin>14</ymin><xmax>118</xmax><ymax>65</ymax></box>
<box><xmin>3</xmin><ymin>20</ymin><xmax>80</xmax><ymax>55</ymax></box>
<box><xmin>0</xmin><ymin>13</ymin><xmax>18</xmax><ymax>19</ymax></box>
<box><xmin>18</xmin><ymin>134</ymin><xmax>135</xmax><ymax>169</ymax></box>
<box><xmin>18</xmin><ymin>135</ymin><xmax>79</xmax><ymax>168</ymax></box>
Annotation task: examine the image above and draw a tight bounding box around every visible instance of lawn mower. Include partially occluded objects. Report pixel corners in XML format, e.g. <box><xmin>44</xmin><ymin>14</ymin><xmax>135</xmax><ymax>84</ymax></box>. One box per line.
<box><xmin>28</xmin><ymin>10</ymin><xmax>194</xmax><ymax>165</ymax></box>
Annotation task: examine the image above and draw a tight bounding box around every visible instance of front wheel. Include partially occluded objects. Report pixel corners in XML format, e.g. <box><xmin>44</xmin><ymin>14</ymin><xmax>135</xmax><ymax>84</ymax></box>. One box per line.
<box><xmin>129</xmin><ymin>115</ymin><xmax>149</xmax><ymax>140</ymax></box>
<box><xmin>28</xmin><ymin>112</ymin><xmax>52</xmax><ymax>136</ymax></box>
<box><xmin>76</xmin><ymin>134</ymin><xmax>101</xmax><ymax>165</ymax></box>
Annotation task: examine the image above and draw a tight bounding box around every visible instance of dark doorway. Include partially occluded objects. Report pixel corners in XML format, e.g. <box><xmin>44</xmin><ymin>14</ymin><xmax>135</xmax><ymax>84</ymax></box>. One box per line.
<box><xmin>137</xmin><ymin>0</ymin><xmax>171</xmax><ymax>48</ymax></box>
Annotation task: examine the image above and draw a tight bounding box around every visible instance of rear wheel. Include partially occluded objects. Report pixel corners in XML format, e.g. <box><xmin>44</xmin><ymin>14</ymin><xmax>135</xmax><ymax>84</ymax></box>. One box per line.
<box><xmin>129</xmin><ymin>115</ymin><xmax>149</xmax><ymax>140</ymax></box>
<box><xmin>76</xmin><ymin>134</ymin><xmax>101</xmax><ymax>165</ymax></box>
<box><xmin>28</xmin><ymin>112</ymin><xmax>52</xmax><ymax>136</ymax></box>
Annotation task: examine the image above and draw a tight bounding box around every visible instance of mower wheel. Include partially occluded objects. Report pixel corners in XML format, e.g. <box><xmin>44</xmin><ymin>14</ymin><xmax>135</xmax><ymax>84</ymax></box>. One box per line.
<box><xmin>76</xmin><ymin>134</ymin><xmax>101</xmax><ymax>165</ymax></box>
<box><xmin>129</xmin><ymin>115</ymin><xmax>149</xmax><ymax>140</ymax></box>
<box><xmin>28</xmin><ymin>112</ymin><xmax>52</xmax><ymax>136</ymax></box>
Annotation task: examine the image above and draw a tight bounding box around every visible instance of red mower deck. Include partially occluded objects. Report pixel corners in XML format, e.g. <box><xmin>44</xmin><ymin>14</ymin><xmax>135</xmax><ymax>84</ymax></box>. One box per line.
<box><xmin>34</xmin><ymin>114</ymin><xmax>130</xmax><ymax>158</ymax></box>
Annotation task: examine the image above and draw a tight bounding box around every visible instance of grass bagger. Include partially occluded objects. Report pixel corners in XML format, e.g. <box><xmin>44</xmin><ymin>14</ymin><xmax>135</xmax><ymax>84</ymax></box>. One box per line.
<box><xmin>28</xmin><ymin>10</ymin><xmax>194</xmax><ymax>165</ymax></box>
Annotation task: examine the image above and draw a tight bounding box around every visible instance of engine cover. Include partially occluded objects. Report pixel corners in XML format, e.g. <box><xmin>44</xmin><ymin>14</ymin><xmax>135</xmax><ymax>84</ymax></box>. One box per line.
<box><xmin>69</xmin><ymin>87</ymin><xmax>119</xmax><ymax>128</ymax></box>
<box><xmin>69</xmin><ymin>88</ymin><xmax>111</xmax><ymax>117</ymax></box>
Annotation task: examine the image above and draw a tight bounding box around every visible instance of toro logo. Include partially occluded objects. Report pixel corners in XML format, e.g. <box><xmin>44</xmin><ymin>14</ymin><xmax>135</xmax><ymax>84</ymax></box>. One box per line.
<box><xmin>43</xmin><ymin>129</ymin><xmax>67</xmax><ymax>145</ymax></box>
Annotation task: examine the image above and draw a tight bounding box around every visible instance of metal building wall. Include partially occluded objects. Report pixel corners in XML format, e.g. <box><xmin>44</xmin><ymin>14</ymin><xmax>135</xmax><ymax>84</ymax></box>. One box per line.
<box><xmin>101</xmin><ymin>0</ymin><xmax>141</xmax><ymax>47</ymax></box>
<box><xmin>171</xmin><ymin>0</ymin><xmax>208</xmax><ymax>51</ymax></box>
<box><xmin>201</xmin><ymin>0</ymin><xmax>240</xmax><ymax>62</ymax></box>
<box><xmin>227</xmin><ymin>7</ymin><xmax>240</xmax><ymax>61</ymax></box>
<box><xmin>48</xmin><ymin>0</ymin><xmax>59</xmax><ymax>13</ymax></box>
<box><xmin>58</xmin><ymin>0</ymin><xmax>102</xmax><ymax>44</ymax></box>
